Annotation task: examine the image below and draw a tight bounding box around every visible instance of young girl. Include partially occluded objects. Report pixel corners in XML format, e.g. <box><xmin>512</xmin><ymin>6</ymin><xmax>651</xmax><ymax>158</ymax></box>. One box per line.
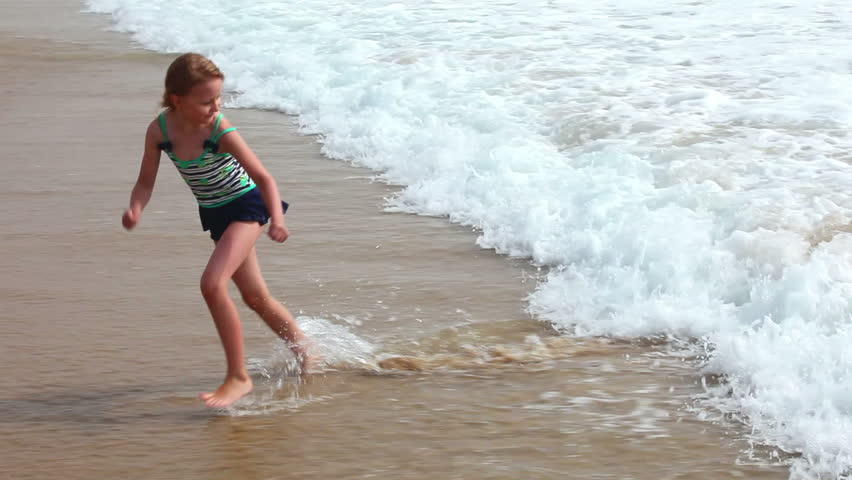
<box><xmin>122</xmin><ymin>53</ymin><xmax>312</xmax><ymax>408</ymax></box>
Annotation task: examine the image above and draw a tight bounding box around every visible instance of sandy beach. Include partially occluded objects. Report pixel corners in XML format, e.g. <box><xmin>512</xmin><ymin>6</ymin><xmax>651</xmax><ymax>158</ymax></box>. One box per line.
<box><xmin>0</xmin><ymin>1</ymin><xmax>794</xmax><ymax>479</ymax></box>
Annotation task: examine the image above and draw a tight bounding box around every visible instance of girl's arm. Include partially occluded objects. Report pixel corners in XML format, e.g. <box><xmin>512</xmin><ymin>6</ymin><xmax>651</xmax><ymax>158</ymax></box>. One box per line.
<box><xmin>217</xmin><ymin>116</ymin><xmax>289</xmax><ymax>242</ymax></box>
<box><xmin>122</xmin><ymin>121</ymin><xmax>162</xmax><ymax>230</ymax></box>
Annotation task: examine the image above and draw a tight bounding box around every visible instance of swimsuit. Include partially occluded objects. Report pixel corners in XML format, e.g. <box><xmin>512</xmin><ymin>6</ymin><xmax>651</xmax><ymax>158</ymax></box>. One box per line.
<box><xmin>158</xmin><ymin>112</ymin><xmax>255</xmax><ymax>208</ymax></box>
<box><xmin>157</xmin><ymin>111</ymin><xmax>288</xmax><ymax>241</ymax></box>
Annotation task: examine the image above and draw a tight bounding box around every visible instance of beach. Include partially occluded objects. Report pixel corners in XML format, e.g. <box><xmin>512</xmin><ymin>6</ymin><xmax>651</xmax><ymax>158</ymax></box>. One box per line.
<box><xmin>0</xmin><ymin>1</ymin><xmax>797</xmax><ymax>479</ymax></box>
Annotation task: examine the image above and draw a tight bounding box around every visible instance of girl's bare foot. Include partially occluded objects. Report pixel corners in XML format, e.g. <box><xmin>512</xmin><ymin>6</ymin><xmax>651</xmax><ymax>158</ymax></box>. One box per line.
<box><xmin>293</xmin><ymin>344</ymin><xmax>319</xmax><ymax>380</ymax></box>
<box><xmin>200</xmin><ymin>376</ymin><xmax>253</xmax><ymax>408</ymax></box>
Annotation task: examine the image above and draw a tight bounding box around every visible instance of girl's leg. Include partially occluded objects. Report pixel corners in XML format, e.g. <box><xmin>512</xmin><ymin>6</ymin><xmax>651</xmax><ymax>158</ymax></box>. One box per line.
<box><xmin>198</xmin><ymin>221</ymin><xmax>263</xmax><ymax>408</ymax></box>
<box><xmin>231</xmin><ymin>247</ymin><xmax>314</xmax><ymax>374</ymax></box>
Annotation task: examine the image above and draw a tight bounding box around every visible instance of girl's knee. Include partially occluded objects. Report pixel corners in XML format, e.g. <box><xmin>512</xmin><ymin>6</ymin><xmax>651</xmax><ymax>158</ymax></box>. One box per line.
<box><xmin>200</xmin><ymin>273</ymin><xmax>228</xmax><ymax>300</ymax></box>
<box><xmin>241</xmin><ymin>288</ymin><xmax>271</xmax><ymax>312</ymax></box>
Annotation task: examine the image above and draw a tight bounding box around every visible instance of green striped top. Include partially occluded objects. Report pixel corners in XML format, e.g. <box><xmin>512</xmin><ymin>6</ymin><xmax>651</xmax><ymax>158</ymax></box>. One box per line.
<box><xmin>158</xmin><ymin>112</ymin><xmax>256</xmax><ymax>208</ymax></box>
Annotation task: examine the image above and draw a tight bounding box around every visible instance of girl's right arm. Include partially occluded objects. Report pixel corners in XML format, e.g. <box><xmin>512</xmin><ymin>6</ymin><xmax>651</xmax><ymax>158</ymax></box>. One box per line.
<box><xmin>122</xmin><ymin>121</ymin><xmax>162</xmax><ymax>230</ymax></box>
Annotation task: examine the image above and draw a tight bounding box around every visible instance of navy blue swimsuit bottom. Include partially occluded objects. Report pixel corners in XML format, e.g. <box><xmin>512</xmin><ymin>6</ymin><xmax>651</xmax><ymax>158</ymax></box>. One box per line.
<box><xmin>199</xmin><ymin>187</ymin><xmax>289</xmax><ymax>241</ymax></box>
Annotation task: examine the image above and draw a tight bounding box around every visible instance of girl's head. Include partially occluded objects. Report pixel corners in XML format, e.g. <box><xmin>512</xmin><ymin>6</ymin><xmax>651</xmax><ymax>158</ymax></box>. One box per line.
<box><xmin>162</xmin><ymin>53</ymin><xmax>225</xmax><ymax>123</ymax></box>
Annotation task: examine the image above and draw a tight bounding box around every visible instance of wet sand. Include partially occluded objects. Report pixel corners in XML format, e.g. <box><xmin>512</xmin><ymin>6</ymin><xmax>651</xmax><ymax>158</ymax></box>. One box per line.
<box><xmin>0</xmin><ymin>2</ymin><xmax>791</xmax><ymax>479</ymax></box>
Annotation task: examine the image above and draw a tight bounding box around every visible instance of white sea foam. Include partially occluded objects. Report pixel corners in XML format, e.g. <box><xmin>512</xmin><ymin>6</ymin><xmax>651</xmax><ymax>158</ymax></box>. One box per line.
<box><xmin>86</xmin><ymin>0</ymin><xmax>852</xmax><ymax>476</ymax></box>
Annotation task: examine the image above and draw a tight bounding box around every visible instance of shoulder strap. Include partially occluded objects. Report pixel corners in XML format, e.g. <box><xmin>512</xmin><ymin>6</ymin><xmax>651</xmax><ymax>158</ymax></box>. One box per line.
<box><xmin>212</xmin><ymin>127</ymin><xmax>237</xmax><ymax>143</ymax></box>
<box><xmin>210</xmin><ymin>113</ymin><xmax>237</xmax><ymax>143</ymax></box>
<box><xmin>157</xmin><ymin>111</ymin><xmax>170</xmax><ymax>141</ymax></box>
<box><xmin>156</xmin><ymin>112</ymin><xmax>173</xmax><ymax>151</ymax></box>
<box><xmin>211</xmin><ymin>113</ymin><xmax>223</xmax><ymax>134</ymax></box>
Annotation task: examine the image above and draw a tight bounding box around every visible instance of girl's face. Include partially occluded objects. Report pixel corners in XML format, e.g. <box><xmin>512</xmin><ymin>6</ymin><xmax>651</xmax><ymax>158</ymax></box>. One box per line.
<box><xmin>173</xmin><ymin>78</ymin><xmax>223</xmax><ymax>125</ymax></box>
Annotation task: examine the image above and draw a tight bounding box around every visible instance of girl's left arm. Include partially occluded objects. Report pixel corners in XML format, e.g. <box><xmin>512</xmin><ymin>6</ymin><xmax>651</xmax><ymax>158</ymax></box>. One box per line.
<box><xmin>218</xmin><ymin>117</ymin><xmax>289</xmax><ymax>242</ymax></box>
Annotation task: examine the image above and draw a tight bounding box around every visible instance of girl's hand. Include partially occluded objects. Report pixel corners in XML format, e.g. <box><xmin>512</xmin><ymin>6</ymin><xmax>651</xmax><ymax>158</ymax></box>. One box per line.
<box><xmin>268</xmin><ymin>221</ymin><xmax>289</xmax><ymax>243</ymax></box>
<box><xmin>122</xmin><ymin>207</ymin><xmax>140</xmax><ymax>230</ymax></box>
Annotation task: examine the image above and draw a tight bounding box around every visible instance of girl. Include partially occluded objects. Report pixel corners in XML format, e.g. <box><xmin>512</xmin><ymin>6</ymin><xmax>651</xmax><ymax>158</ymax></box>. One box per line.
<box><xmin>122</xmin><ymin>53</ymin><xmax>312</xmax><ymax>408</ymax></box>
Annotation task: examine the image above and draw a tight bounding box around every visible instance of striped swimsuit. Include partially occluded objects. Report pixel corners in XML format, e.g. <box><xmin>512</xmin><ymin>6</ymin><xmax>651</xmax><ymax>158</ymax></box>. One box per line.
<box><xmin>157</xmin><ymin>112</ymin><xmax>256</xmax><ymax>208</ymax></box>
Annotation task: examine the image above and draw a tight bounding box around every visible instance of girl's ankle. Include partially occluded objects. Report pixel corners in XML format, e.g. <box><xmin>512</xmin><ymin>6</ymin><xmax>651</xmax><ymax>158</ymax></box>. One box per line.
<box><xmin>225</xmin><ymin>371</ymin><xmax>251</xmax><ymax>382</ymax></box>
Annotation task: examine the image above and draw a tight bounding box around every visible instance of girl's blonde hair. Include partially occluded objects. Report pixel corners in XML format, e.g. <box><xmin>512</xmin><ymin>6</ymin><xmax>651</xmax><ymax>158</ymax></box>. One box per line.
<box><xmin>161</xmin><ymin>53</ymin><xmax>224</xmax><ymax>109</ymax></box>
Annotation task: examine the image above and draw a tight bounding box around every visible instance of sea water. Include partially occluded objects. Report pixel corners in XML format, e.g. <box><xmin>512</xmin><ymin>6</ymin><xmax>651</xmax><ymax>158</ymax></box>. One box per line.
<box><xmin>85</xmin><ymin>0</ymin><xmax>852</xmax><ymax>477</ymax></box>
